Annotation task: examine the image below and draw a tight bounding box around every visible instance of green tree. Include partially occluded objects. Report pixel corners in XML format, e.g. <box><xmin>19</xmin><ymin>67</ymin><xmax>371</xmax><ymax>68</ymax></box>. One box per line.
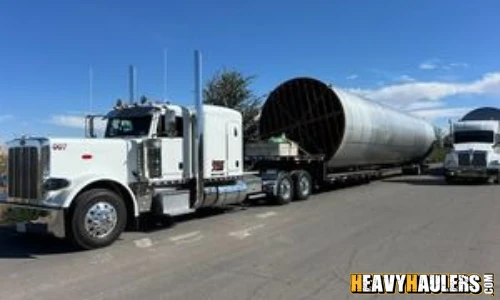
<box><xmin>428</xmin><ymin>126</ymin><xmax>448</xmax><ymax>162</ymax></box>
<box><xmin>203</xmin><ymin>69</ymin><xmax>262</xmax><ymax>142</ymax></box>
<box><xmin>0</xmin><ymin>151</ymin><xmax>6</xmax><ymax>175</ymax></box>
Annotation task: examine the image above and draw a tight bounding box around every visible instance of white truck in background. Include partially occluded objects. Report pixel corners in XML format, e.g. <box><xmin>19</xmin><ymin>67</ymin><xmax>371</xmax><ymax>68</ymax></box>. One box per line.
<box><xmin>444</xmin><ymin>119</ymin><xmax>500</xmax><ymax>183</ymax></box>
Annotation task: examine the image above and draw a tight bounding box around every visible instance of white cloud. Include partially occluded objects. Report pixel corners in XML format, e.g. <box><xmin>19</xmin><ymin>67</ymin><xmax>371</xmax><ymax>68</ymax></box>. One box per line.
<box><xmin>396</xmin><ymin>75</ymin><xmax>415</xmax><ymax>82</ymax></box>
<box><xmin>419</xmin><ymin>62</ymin><xmax>437</xmax><ymax>70</ymax></box>
<box><xmin>404</xmin><ymin>101</ymin><xmax>446</xmax><ymax>111</ymax></box>
<box><xmin>346</xmin><ymin>74</ymin><xmax>358</xmax><ymax>80</ymax></box>
<box><xmin>409</xmin><ymin>107</ymin><xmax>473</xmax><ymax>120</ymax></box>
<box><xmin>0</xmin><ymin>115</ymin><xmax>13</xmax><ymax>122</ymax></box>
<box><xmin>419</xmin><ymin>59</ymin><xmax>469</xmax><ymax>71</ymax></box>
<box><xmin>348</xmin><ymin>72</ymin><xmax>500</xmax><ymax>106</ymax></box>
<box><xmin>448</xmin><ymin>62</ymin><xmax>469</xmax><ymax>68</ymax></box>
<box><xmin>50</xmin><ymin>115</ymin><xmax>106</xmax><ymax>131</ymax></box>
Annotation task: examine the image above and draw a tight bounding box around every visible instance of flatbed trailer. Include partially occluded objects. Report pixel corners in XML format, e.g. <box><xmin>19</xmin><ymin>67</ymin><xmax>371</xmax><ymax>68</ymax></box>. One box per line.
<box><xmin>242</xmin><ymin>145</ymin><xmax>417</xmax><ymax>205</ymax></box>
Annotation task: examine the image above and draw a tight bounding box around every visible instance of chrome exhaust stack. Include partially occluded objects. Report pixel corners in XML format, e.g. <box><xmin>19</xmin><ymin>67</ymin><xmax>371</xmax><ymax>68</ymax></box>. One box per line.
<box><xmin>193</xmin><ymin>50</ymin><xmax>204</xmax><ymax>208</ymax></box>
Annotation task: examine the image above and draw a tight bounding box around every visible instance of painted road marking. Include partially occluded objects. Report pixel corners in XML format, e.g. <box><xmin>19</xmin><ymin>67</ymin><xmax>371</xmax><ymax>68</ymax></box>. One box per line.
<box><xmin>229</xmin><ymin>224</ymin><xmax>265</xmax><ymax>240</ymax></box>
<box><xmin>170</xmin><ymin>231</ymin><xmax>201</xmax><ymax>242</ymax></box>
<box><xmin>89</xmin><ymin>252</ymin><xmax>114</xmax><ymax>264</ymax></box>
<box><xmin>134</xmin><ymin>238</ymin><xmax>154</xmax><ymax>248</ymax></box>
<box><xmin>256</xmin><ymin>211</ymin><xmax>277</xmax><ymax>219</ymax></box>
<box><xmin>170</xmin><ymin>231</ymin><xmax>203</xmax><ymax>244</ymax></box>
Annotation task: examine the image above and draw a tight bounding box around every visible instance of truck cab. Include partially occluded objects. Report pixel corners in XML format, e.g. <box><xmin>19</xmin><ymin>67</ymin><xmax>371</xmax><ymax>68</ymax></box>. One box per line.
<box><xmin>444</xmin><ymin>120</ymin><xmax>500</xmax><ymax>183</ymax></box>
<box><xmin>0</xmin><ymin>100</ymin><xmax>248</xmax><ymax>249</ymax></box>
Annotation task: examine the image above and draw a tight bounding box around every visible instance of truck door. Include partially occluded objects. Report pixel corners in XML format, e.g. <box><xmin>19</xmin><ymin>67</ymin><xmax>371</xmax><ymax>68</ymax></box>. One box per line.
<box><xmin>226</xmin><ymin>121</ymin><xmax>242</xmax><ymax>176</ymax></box>
<box><xmin>158</xmin><ymin>114</ymin><xmax>184</xmax><ymax>181</ymax></box>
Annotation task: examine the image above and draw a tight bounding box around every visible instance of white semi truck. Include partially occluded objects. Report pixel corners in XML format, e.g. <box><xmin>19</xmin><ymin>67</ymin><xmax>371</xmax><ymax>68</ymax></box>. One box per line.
<box><xmin>444</xmin><ymin>111</ymin><xmax>500</xmax><ymax>183</ymax></box>
<box><xmin>0</xmin><ymin>52</ymin><xmax>436</xmax><ymax>249</ymax></box>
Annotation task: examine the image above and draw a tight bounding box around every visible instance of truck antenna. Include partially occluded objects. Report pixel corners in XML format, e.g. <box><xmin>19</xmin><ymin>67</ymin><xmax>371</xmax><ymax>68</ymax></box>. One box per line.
<box><xmin>89</xmin><ymin>65</ymin><xmax>93</xmax><ymax>114</ymax></box>
<box><xmin>163</xmin><ymin>48</ymin><xmax>168</xmax><ymax>101</ymax></box>
<box><xmin>129</xmin><ymin>65</ymin><xmax>137</xmax><ymax>104</ymax></box>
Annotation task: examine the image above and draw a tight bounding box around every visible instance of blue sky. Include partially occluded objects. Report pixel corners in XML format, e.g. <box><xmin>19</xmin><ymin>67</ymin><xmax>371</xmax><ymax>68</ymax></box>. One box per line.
<box><xmin>1</xmin><ymin>0</ymin><xmax>499</xmax><ymax>141</ymax></box>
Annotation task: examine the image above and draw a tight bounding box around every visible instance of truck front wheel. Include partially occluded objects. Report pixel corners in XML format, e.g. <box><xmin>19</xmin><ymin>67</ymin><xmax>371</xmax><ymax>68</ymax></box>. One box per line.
<box><xmin>70</xmin><ymin>189</ymin><xmax>127</xmax><ymax>250</ymax></box>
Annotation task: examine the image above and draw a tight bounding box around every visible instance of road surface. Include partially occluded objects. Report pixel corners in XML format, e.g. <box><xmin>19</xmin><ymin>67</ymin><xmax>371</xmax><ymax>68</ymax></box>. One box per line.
<box><xmin>0</xmin><ymin>174</ymin><xmax>499</xmax><ymax>300</ymax></box>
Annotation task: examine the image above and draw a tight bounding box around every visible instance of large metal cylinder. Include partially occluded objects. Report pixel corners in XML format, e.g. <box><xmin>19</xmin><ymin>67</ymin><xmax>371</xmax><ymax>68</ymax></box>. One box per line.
<box><xmin>260</xmin><ymin>77</ymin><xmax>436</xmax><ymax>168</ymax></box>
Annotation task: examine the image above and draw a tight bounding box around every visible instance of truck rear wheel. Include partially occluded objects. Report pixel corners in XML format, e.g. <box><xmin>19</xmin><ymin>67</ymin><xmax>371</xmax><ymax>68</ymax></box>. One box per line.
<box><xmin>293</xmin><ymin>170</ymin><xmax>312</xmax><ymax>201</ymax></box>
<box><xmin>70</xmin><ymin>189</ymin><xmax>127</xmax><ymax>250</ymax></box>
<box><xmin>274</xmin><ymin>173</ymin><xmax>294</xmax><ymax>205</ymax></box>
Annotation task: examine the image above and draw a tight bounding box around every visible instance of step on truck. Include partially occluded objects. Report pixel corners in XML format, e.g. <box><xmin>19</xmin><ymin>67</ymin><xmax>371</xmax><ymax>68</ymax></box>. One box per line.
<box><xmin>0</xmin><ymin>51</ymin><xmax>436</xmax><ymax>249</ymax></box>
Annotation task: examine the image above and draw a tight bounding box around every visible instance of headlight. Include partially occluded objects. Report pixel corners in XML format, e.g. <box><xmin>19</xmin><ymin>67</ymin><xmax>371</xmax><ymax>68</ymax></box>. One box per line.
<box><xmin>445</xmin><ymin>160</ymin><xmax>457</xmax><ymax>167</ymax></box>
<box><xmin>444</xmin><ymin>154</ymin><xmax>458</xmax><ymax>167</ymax></box>
<box><xmin>490</xmin><ymin>160</ymin><xmax>500</xmax><ymax>166</ymax></box>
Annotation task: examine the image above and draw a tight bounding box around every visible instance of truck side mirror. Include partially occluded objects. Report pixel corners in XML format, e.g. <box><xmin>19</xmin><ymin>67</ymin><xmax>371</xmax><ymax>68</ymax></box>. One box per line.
<box><xmin>85</xmin><ymin>115</ymin><xmax>105</xmax><ymax>138</ymax></box>
<box><xmin>85</xmin><ymin>115</ymin><xmax>96</xmax><ymax>138</ymax></box>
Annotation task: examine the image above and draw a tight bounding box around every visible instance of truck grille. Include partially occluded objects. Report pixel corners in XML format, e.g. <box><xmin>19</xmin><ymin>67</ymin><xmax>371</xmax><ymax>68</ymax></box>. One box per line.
<box><xmin>472</xmin><ymin>152</ymin><xmax>487</xmax><ymax>166</ymax></box>
<box><xmin>458</xmin><ymin>153</ymin><xmax>470</xmax><ymax>166</ymax></box>
<box><xmin>8</xmin><ymin>145</ymin><xmax>48</xmax><ymax>200</ymax></box>
<box><xmin>457</xmin><ymin>151</ymin><xmax>487</xmax><ymax>167</ymax></box>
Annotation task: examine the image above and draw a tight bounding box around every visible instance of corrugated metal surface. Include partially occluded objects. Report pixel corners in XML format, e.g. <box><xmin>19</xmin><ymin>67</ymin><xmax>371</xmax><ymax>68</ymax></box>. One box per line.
<box><xmin>260</xmin><ymin>77</ymin><xmax>436</xmax><ymax>168</ymax></box>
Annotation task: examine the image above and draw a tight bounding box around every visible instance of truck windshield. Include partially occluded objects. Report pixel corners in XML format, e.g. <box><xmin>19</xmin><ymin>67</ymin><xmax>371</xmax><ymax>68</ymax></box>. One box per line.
<box><xmin>104</xmin><ymin>116</ymin><xmax>152</xmax><ymax>138</ymax></box>
<box><xmin>454</xmin><ymin>130</ymin><xmax>494</xmax><ymax>144</ymax></box>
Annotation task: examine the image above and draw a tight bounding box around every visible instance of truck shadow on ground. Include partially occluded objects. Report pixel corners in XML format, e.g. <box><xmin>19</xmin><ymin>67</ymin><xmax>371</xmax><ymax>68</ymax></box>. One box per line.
<box><xmin>383</xmin><ymin>176</ymin><xmax>494</xmax><ymax>186</ymax></box>
<box><xmin>0</xmin><ymin>226</ymin><xmax>80</xmax><ymax>258</ymax></box>
<box><xmin>0</xmin><ymin>207</ymin><xmax>239</xmax><ymax>258</ymax></box>
<box><xmin>383</xmin><ymin>177</ymin><xmax>449</xmax><ymax>186</ymax></box>
<box><xmin>139</xmin><ymin>206</ymin><xmax>246</xmax><ymax>233</ymax></box>
<box><xmin>382</xmin><ymin>167</ymin><xmax>493</xmax><ymax>186</ymax></box>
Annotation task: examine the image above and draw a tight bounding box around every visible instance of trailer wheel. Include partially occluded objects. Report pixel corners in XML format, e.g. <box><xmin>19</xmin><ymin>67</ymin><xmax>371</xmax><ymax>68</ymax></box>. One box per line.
<box><xmin>274</xmin><ymin>173</ymin><xmax>294</xmax><ymax>205</ymax></box>
<box><xmin>70</xmin><ymin>189</ymin><xmax>127</xmax><ymax>250</ymax></box>
<box><xmin>293</xmin><ymin>171</ymin><xmax>312</xmax><ymax>201</ymax></box>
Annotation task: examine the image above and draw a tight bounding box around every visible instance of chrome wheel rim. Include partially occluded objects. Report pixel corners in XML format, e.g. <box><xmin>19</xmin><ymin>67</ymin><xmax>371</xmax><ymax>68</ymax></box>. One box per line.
<box><xmin>280</xmin><ymin>179</ymin><xmax>292</xmax><ymax>200</ymax></box>
<box><xmin>84</xmin><ymin>202</ymin><xmax>118</xmax><ymax>239</ymax></box>
<box><xmin>300</xmin><ymin>176</ymin><xmax>310</xmax><ymax>195</ymax></box>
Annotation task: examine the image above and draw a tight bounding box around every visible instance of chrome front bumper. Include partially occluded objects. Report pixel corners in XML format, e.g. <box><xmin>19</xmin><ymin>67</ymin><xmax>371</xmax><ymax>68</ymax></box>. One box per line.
<box><xmin>0</xmin><ymin>200</ymin><xmax>66</xmax><ymax>238</ymax></box>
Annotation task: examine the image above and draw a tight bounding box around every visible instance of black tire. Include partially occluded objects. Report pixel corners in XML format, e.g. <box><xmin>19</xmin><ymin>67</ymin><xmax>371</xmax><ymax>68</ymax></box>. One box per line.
<box><xmin>293</xmin><ymin>170</ymin><xmax>312</xmax><ymax>201</ymax></box>
<box><xmin>444</xmin><ymin>175</ymin><xmax>454</xmax><ymax>184</ymax></box>
<box><xmin>274</xmin><ymin>173</ymin><xmax>294</xmax><ymax>205</ymax></box>
<box><xmin>69</xmin><ymin>189</ymin><xmax>127</xmax><ymax>250</ymax></box>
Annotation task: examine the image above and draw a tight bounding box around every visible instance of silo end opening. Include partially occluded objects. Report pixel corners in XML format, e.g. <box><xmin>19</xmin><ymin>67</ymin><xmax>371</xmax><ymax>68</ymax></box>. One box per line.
<box><xmin>259</xmin><ymin>77</ymin><xmax>346</xmax><ymax>161</ymax></box>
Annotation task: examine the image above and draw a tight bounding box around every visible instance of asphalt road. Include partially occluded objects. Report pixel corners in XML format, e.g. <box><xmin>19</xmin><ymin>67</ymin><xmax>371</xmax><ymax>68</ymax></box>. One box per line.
<box><xmin>0</xmin><ymin>173</ymin><xmax>499</xmax><ymax>300</ymax></box>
